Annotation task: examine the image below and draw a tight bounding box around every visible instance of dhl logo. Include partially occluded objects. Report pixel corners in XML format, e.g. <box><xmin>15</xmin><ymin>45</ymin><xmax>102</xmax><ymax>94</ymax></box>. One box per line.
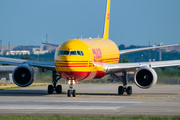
<box><xmin>92</xmin><ymin>48</ymin><xmax>103</xmax><ymax>66</ymax></box>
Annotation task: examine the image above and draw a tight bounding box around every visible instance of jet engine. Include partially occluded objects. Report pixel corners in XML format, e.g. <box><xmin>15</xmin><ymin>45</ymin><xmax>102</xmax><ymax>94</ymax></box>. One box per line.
<box><xmin>134</xmin><ymin>66</ymin><xmax>157</xmax><ymax>89</ymax></box>
<box><xmin>12</xmin><ymin>65</ymin><xmax>34</xmax><ymax>87</ymax></box>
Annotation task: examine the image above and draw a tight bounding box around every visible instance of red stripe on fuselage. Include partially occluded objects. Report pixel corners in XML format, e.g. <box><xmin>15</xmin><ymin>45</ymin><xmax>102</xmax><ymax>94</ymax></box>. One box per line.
<box><xmin>58</xmin><ymin>71</ymin><xmax>106</xmax><ymax>81</ymax></box>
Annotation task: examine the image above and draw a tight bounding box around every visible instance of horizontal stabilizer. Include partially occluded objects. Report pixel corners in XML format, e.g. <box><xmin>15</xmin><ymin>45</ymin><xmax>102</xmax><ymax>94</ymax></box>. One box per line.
<box><xmin>42</xmin><ymin>42</ymin><xmax>59</xmax><ymax>47</ymax></box>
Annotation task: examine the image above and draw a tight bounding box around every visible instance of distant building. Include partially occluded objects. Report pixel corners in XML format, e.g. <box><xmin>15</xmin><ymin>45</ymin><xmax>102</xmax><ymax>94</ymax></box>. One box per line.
<box><xmin>33</xmin><ymin>50</ymin><xmax>49</xmax><ymax>55</ymax></box>
<box><xmin>163</xmin><ymin>46</ymin><xmax>180</xmax><ymax>52</ymax></box>
<box><xmin>1</xmin><ymin>46</ymin><xmax>16</xmax><ymax>55</ymax></box>
<box><xmin>7</xmin><ymin>50</ymin><xmax>30</xmax><ymax>55</ymax></box>
<box><xmin>12</xmin><ymin>45</ymin><xmax>40</xmax><ymax>54</ymax></box>
<box><xmin>43</xmin><ymin>45</ymin><xmax>56</xmax><ymax>51</ymax></box>
<box><xmin>1</xmin><ymin>45</ymin><xmax>56</xmax><ymax>55</ymax></box>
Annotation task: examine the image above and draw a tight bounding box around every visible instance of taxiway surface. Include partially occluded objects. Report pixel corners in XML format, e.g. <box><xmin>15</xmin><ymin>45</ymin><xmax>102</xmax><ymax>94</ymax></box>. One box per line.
<box><xmin>0</xmin><ymin>84</ymin><xmax>180</xmax><ymax>116</ymax></box>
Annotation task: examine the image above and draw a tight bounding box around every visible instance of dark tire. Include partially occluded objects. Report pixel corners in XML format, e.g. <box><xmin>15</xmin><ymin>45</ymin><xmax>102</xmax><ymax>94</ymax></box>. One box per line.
<box><xmin>56</xmin><ymin>85</ymin><xmax>62</xmax><ymax>94</ymax></box>
<box><xmin>48</xmin><ymin>85</ymin><xmax>53</xmax><ymax>94</ymax></box>
<box><xmin>67</xmin><ymin>90</ymin><xmax>71</xmax><ymax>97</ymax></box>
<box><xmin>118</xmin><ymin>86</ymin><xmax>124</xmax><ymax>95</ymax></box>
<box><xmin>126</xmin><ymin>86</ymin><xmax>132</xmax><ymax>95</ymax></box>
<box><xmin>72</xmin><ymin>90</ymin><xmax>76</xmax><ymax>97</ymax></box>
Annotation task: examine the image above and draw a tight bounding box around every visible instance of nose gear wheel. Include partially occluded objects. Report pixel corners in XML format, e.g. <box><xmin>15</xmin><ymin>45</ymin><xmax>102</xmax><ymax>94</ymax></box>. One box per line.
<box><xmin>67</xmin><ymin>80</ymin><xmax>76</xmax><ymax>97</ymax></box>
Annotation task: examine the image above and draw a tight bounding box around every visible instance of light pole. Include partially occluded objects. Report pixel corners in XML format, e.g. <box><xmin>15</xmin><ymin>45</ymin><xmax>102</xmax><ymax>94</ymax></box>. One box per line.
<box><xmin>155</xmin><ymin>41</ymin><xmax>157</xmax><ymax>61</ymax></box>
<box><xmin>148</xmin><ymin>41</ymin><xmax>150</xmax><ymax>61</ymax></box>
<box><xmin>38</xmin><ymin>53</ymin><xmax>39</xmax><ymax>61</ymax></box>
<box><xmin>159</xmin><ymin>42</ymin><xmax>163</xmax><ymax>61</ymax></box>
<box><xmin>0</xmin><ymin>40</ymin><xmax>2</xmax><ymax>57</ymax></box>
<box><xmin>141</xmin><ymin>55</ymin><xmax>143</xmax><ymax>62</ymax></box>
<box><xmin>19</xmin><ymin>46</ymin><xmax>20</xmax><ymax>59</ymax></box>
<box><xmin>8</xmin><ymin>40</ymin><xmax>10</xmax><ymax>57</ymax></box>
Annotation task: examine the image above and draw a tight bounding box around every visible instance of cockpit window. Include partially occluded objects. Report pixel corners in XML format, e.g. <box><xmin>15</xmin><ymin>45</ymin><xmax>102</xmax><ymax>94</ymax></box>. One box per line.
<box><xmin>58</xmin><ymin>50</ymin><xmax>84</xmax><ymax>56</ymax></box>
<box><xmin>70</xmin><ymin>51</ymin><xmax>77</xmax><ymax>55</ymax></box>
<box><xmin>77</xmin><ymin>51</ymin><xmax>81</xmax><ymax>55</ymax></box>
<box><xmin>80</xmin><ymin>51</ymin><xmax>84</xmax><ymax>56</ymax></box>
<box><xmin>58</xmin><ymin>50</ymin><xmax>64</xmax><ymax>56</ymax></box>
<box><xmin>63</xmin><ymin>51</ymin><xmax>70</xmax><ymax>55</ymax></box>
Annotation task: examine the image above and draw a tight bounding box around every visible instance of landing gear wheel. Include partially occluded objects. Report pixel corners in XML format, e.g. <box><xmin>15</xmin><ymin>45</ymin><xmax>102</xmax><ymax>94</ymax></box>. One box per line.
<box><xmin>56</xmin><ymin>85</ymin><xmax>62</xmax><ymax>94</ymax></box>
<box><xmin>67</xmin><ymin>90</ymin><xmax>71</xmax><ymax>97</ymax></box>
<box><xmin>112</xmin><ymin>71</ymin><xmax>133</xmax><ymax>96</ymax></box>
<box><xmin>126</xmin><ymin>86</ymin><xmax>132</xmax><ymax>95</ymax></box>
<box><xmin>72</xmin><ymin>90</ymin><xmax>76</xmax><ymax>97</ymax></box>
<box><xmin>48</xmin><ymin>85</ymin><xmax>53</xmax><ymax>94</ymax></box>
<box><xmin>118</xmin><ymin>86</ymin><xmax>124</xmax><ymax>95</ymax></box>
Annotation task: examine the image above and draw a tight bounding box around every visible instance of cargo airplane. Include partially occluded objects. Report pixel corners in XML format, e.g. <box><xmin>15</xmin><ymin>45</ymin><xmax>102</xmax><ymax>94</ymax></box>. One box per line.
<box><xmin>0</xmin><ymin>0</ymin><xmax>180</xmax><ymax>97</ymax></box>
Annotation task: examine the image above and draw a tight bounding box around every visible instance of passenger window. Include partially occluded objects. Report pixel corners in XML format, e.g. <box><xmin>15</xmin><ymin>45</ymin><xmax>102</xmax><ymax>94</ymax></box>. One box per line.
<box><xmin>70</xmin><ymin>51</ymin><xmax>77</xmax><ymax>55</ymax></box>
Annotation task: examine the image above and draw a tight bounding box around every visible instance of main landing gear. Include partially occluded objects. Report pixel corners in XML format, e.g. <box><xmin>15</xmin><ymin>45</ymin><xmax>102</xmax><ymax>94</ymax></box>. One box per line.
<box><xmin>67</xmin><ymin>80</ymin><xmax>76</xmax><ymax>97</ymax></box>
<box><xmin>48</xmin><ymin>71</ymin><xmax>62</xmax><ymax>94</ymax></box>
<box><xmin>111</xmin><ymin>71</ymin><xmax>132</xmax><ymax>95</ymax></box>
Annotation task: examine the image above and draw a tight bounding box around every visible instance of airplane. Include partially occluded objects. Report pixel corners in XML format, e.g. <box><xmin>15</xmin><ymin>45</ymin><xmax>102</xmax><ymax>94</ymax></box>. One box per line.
<box><xmin>0</xmin><ymin>0</ymin><xmax>180</xmax><ymax>97</ymax></box>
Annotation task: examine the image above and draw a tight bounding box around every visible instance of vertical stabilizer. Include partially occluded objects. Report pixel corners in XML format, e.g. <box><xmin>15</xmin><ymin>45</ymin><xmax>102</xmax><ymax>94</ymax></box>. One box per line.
<box><xmin>103</xmin><ymin>0</ymin><xmax>111</xmax><ymax>39</ymax></box>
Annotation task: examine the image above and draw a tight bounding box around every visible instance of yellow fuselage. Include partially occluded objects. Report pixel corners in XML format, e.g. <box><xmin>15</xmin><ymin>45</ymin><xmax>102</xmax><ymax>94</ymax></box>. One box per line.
<box><xmin>55</xmin><ymin>38</ymin><xmax>119</xmax><ymax>81</ymax></box>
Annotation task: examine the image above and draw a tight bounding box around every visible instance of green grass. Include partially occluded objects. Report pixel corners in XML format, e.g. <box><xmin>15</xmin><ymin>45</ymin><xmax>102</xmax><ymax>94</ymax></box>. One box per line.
<box><xmin>0</xmin><ymin>83</ymin><xmax>50</xmax><ymax>90</ymax></box>
<box><xmin>0</xmin><ymin>115</ymin><xmax>180</xmax><ymax>120</ymax></box>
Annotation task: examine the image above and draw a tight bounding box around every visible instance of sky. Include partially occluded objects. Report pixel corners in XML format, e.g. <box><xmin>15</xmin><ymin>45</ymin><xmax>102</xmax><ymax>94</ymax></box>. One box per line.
<box><xmin>0</xmin><ymin>0</ymin><xmax>180</xmax><ymax>46</ymax></box>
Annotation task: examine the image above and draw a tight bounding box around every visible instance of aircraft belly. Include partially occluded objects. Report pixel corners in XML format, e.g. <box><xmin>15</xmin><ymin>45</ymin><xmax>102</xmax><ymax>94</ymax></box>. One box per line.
<box><xmin>58</xmin><ymin>71</ymin><xmax>91</xmax><ymax>80</ymax></box>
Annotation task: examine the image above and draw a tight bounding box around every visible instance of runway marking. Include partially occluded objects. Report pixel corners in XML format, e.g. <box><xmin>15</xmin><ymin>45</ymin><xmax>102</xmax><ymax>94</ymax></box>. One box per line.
<box><xmin>72</xmin><ymin>95</ymin><xmax>92</xmax><ymax>101</ymax></box>
<box><xmin>67</xmin><ymin>94</ymin><xmax>179</xmax><ymax>101</ymax></box>
<box><xmin>137</xmin><ymin>95</ymin><xmax>145</xmax><ymax>97</ymax></box>
<box><xmin>168</xmin><ymin>96</ymin><xmax>175</xmax><ymax>98</ymax></box>
<box><xmin>0</xmin><ymin>101</ymin><xmax>142</xmax><ymax>110</ymax></box>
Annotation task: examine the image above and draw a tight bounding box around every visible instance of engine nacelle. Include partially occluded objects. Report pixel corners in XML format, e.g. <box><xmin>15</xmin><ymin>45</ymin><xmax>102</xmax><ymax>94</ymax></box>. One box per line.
<box><xmin>134</xmin><ymin>66</ymin><xmax>157</xmax><ymax>89</ymax></box>
<box><xmin>12</xmin><ymin>65</ymin><xmax>34</xmax><ymax>87</ymax></box>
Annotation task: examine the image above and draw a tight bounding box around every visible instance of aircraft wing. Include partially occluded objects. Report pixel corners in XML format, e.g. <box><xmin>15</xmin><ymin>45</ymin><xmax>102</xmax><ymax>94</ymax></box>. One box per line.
<box><xmin>103</xmin><ymin>60</ymin><xmax>180</xmax><ymax>74</ymax></box>
<box><xmin>0</xmin><ymin>57</ymin><xmax>55</xmax><ymax>71</ymax></box>
<box><xmin>119</xmin><ymin>44</ymin><xmax>178</xmax><ymax>55</ymax></box>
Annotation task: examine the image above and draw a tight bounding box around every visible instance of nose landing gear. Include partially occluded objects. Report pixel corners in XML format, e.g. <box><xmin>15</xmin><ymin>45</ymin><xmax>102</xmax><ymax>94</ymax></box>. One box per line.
<box><xmin>67</xmin><ymin>80</ymin><xmax>76</xmax><ymax>97</ymax></box>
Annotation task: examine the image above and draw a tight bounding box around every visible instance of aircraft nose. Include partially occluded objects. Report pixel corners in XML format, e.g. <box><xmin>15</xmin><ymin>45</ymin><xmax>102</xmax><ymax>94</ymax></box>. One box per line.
<box><xmin>55</xmin><ymin>58</ymin><xmax>91</xmax><ymax>81</ymax></box>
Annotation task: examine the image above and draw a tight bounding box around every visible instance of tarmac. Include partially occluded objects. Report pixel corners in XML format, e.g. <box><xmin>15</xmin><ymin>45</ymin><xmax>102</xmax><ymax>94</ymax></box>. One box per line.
<box><xmin>0</xmin><ymin>84</ymin><xmax>180</xmax><ymax>116</ymax></box>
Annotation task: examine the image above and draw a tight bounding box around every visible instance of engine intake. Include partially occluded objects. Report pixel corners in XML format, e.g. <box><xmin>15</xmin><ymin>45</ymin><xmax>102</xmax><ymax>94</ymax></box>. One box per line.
<box><xmin>134</xmin><ymin>66</ymin><xmax>157</xmax><ymax>89</ymax></box>
<box><xmin>12</xmin><ymin>65</ymin><xmax>34</xmax><ymax>87</ymax></box>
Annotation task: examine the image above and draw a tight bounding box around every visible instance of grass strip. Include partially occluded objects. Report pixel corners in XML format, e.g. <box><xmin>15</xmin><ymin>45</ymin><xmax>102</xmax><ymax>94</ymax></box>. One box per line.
<box><xmin>0</xmin><ymin>115</ymin><xmax>180</xmax><ymax>120</ymax></box>
<box><xmin>0</xmin><ymin>83</ymin><xmax>50</xmax><ymax>90</ymax></box>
